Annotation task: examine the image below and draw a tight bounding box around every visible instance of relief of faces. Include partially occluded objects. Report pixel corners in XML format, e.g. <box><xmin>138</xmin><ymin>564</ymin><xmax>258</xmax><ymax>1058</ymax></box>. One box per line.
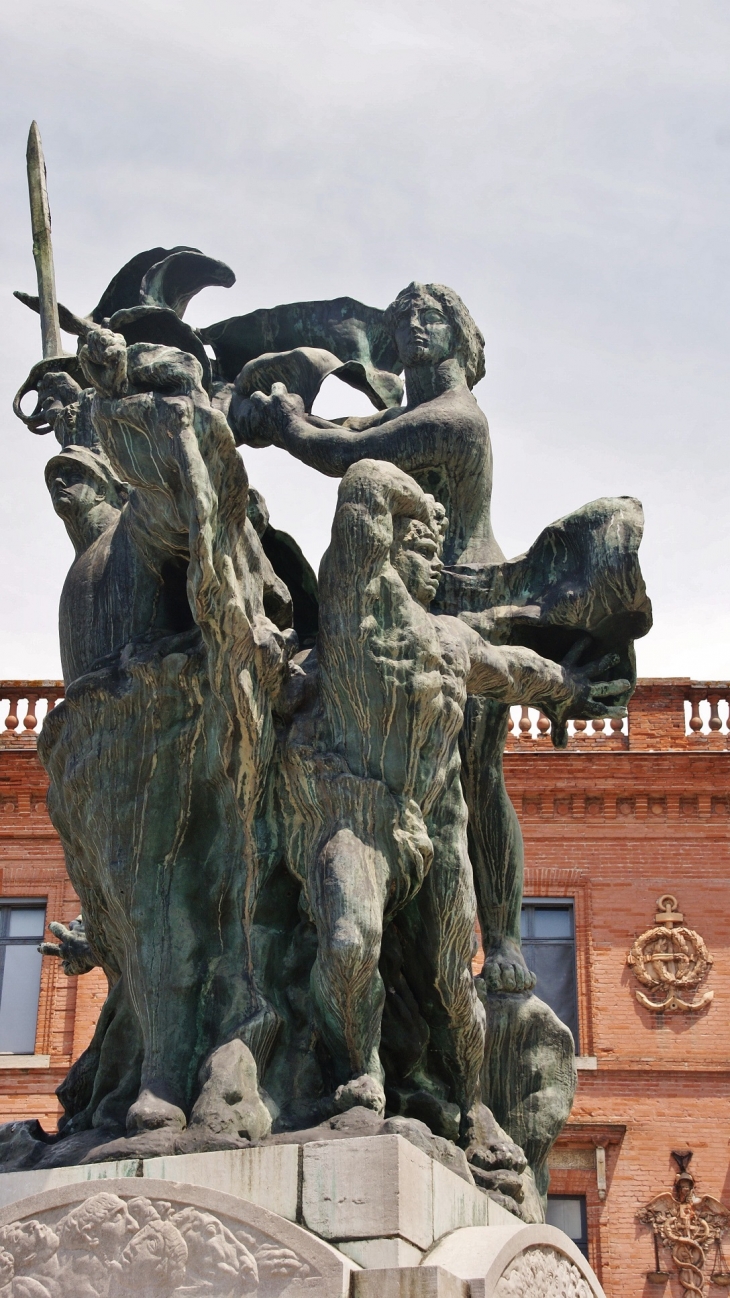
<box><xmin>57</xmin><ymin>1193</ymin><xmax>138</xmax><ymax>1258</ymax></box>
<box><xmin>172</xmin><ymin>1208</ymin><xmax>258</xmax><ymax>1292</ymax></box>
<box><xmin>0</xmin><ymin>1221</ymin><xmax>59</xmax><ymax>1271</ymax></box>
<box><xmin>0</xmin><ymin>1196</ymin><xmax>314</xmax><ymax>1298</ymax></box>
<box><xmin>109</xmin><ymin>1220</ymin><xmax>188</xmax><ymax>1298</ymax></box>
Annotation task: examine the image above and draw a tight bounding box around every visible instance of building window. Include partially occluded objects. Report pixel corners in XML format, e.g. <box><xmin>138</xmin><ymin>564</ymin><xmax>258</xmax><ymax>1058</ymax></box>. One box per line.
<box><xmin>546</xmin><ymin>1195</ymin><xmax>588</xmax><ymax>1258</ymax></box>
<box><xmin>0</xmin><ymin>902</ymin><xmax>46</xmax><ymax>1055</ymax></box>
<box><xmin>521</xmin><ymin>899</ymin><xmax>579</xmax><ymax>1049</ymax></box>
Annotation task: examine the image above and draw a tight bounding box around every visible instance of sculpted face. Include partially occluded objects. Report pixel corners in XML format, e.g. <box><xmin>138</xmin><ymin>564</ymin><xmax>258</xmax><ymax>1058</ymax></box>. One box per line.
<box><xmin>36</xmin><ymin>372</ymin><xmax>82</xmax><ymax>431</ymax></box>
<box><xmin>95</xmin><ymin>1201</ymin><xmax>138</xmax><ymax>1252</ymax></box>
<box><xmin>392</xmin><ymin>292</ymin><xmax>455</xmax><ymax>369</ymax></box>
<box><xmin>0</xmin><ymin>1220</ymin><xmax>58</xmax><ymax>1268</ymax></box>
<box><xmin>175</xmin><ymin>1209</ymin><xmax>245</xmax><ymax>1281</ymax></box>
<box><xmin>24</xmin><ymin>1220</ymin><xmax>58</xmax><ymax>1264</ymax></box>
<box><xmin>122</xmin><ymin>1225</ymin><xmax>165</xmax><ymax>1279</ymax></box>
<box><xmin>48</xmin><ymin>463</ymin><xmax>104</xmax><ymax>521</ymax></box>
<box><xmin>392</xmin><ymin>516</ymin><xmax>444</xmax><ymax>608</ymax></box>
<box><xmin>119</xmin><ymin>1221</ymin><xmax>188</xmax><ymax>1291</ymax></box>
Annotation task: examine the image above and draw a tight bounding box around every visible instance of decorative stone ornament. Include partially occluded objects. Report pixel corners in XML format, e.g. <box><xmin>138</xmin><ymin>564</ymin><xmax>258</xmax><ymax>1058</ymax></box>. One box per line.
<box><xmin>492</xmin><ymin>1248</ymin><xmax>593</xmax><ymax>1297</ymax></box>
<box><xmin>425</xmin><ymin>1223</ymin><xmax>605</xmax><ymax>1297</ymax></box>
<box><xmin>0</xmin><ymin>1177</ymin><xmax>355</xmax><ymax>1298</ymax></box>
<box><xmin>627</xmin><ymin>895</ymin><xmax>714</xmax><ymax>1013</ymax></box>
<box><xmin>638</xmin><ymin>1152</ymin><xmax>730</xmax><ymax>1296</ymax></box>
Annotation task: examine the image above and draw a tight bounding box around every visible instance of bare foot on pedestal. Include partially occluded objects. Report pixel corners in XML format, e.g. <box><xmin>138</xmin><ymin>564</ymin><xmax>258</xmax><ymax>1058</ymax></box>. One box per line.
<box><xmin>481</xmin><ymin>938</ymin><xmax>536</xmax><ymax>993</ymax></box>
<box><xmin>334</xmin><ymin>1074</ymin><xmax>386</xmax><ymax>1116</ymax></box>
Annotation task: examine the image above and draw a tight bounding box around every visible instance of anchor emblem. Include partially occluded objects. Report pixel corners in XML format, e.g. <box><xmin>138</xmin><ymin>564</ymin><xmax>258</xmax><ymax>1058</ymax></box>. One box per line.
<box><xmin>627</xmin><ymin>895</ymin><xmax>714</xmax><ymax>1013</ymax></box>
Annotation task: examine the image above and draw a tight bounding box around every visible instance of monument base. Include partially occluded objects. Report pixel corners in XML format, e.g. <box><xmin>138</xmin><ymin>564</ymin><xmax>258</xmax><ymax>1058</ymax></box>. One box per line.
<box><xmin>0</xmin><ymin>1133</ymin><xmax>605</xmax><ymax>1296</ymax></box>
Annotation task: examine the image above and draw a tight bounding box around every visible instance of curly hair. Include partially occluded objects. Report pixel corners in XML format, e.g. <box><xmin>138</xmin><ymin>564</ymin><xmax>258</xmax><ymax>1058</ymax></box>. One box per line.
<box><xmin>383</xmin><ymin>282</ymin><xmax>486</xmax><ymax>389</ymax></box>
<box><xmin>124</xmin><ymin>1221</ymin><xmax>188</xmax><ymax>1284</ymax></box>
<box><xmin>58</xmin><ymin>1193</ymin><xmax>130</xmax><ymax>1250</ymax></box>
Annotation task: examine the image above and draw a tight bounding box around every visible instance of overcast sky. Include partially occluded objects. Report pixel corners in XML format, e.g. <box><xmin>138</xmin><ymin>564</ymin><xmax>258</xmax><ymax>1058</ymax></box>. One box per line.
<box><xmin>1</xmin><ymin>0</ymin><xmax>728</xmax><ymax>681</ymax></box>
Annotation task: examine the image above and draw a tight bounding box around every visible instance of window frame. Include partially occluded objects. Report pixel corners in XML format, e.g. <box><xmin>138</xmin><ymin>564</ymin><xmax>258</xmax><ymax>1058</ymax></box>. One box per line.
<box><xmin>0</xmin><ymin>899</ymin><xmax>48</xmax><ymax>1056</ymax></box>
<box><xmin>546</xmin><ymin>1193</ymin><xmax>589</xmax><ymax>1259</ymax></box>
<box><xmin>521</xmin><ymin>896</ymin><xmax>580</xmax><ymax>1052</ymax></box>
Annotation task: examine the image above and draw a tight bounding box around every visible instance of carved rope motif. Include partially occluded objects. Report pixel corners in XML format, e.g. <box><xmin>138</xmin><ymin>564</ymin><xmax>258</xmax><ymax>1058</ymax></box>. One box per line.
<box><xmin>627</xmin><ymin>895</ymin><xmax>714</xmax><ymax>1012</ymax></box>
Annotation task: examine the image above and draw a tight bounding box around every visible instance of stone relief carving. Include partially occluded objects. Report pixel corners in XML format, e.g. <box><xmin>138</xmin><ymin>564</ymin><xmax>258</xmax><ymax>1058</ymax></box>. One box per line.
<box><xmin>494</xmin><ymin>1245</ymin><xmax>594</xmax><ymax>1298</ymax></box>
<box><xmin>0</xmin><ymin>1180</ymin><xmax>344</xmax><ymax>1298</ymax></box>
<box><xmin>627</xmin><ymin>895</ymin><xmax>714</xmax><ymax>1013</ymax></box>
<box><xmin>638</xmin><ymin>1152</ymin><xmax>730</xmax><ymax>1296</ymax></box>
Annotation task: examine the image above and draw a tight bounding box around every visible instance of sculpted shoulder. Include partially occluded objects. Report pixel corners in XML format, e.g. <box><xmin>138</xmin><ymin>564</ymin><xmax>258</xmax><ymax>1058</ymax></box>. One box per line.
<box><xmin>399</xmin><ymin>385</ymin><xmax>489</xmax><ymax>453</ymax></box>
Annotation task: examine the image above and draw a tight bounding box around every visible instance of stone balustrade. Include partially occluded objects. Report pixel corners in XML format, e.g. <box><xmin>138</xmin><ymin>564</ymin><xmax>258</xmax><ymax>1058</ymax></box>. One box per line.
<box><xmin>685</xmin><ymin>682</ymin><xmax>730</xmax><ymax>736</ymax></box>
<box><xmin>504</xmin><ymin>679</ymin><xmax>730</xmax><ymax>751</ymax></box>
<box><xmin>506</xmin><ymin>708</ymin><xmax>629</xmax><ymax>746</ymax></box>
<box><xmin>0</xmin><ymin>682</ymin><xmax>64</xmax><ymax>744</ymax></box>
<box><xmin>2</xmin><ymin>679</ymin><xmax>728</xmax><ymax>752</ymax></box>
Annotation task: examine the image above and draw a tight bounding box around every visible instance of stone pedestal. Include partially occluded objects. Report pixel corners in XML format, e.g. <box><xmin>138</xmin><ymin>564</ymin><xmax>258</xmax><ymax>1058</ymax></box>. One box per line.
<box><xmin>0</xmin><ymin>1135</ymin><xmax>605</xmax><ymax>1296</ymax></box>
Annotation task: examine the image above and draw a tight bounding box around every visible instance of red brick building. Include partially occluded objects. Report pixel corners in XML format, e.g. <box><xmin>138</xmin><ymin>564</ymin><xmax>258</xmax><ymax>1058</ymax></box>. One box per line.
<box><xmin>1</xmin><ymin>677</ymin><xmax>729</xmax><ymax>1296</ymax></box>
<box><xmin>0</xmin><ymin>683</ymin><xmax>107</xmax><ymax>1129</ymax></box>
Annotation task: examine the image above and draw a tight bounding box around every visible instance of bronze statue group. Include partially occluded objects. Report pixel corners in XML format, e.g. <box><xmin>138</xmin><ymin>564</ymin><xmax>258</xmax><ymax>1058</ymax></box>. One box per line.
<box><xmin>7</xmin><ymin>253</ymin><xmax>651</xmax><ymax>1215</ymax></box>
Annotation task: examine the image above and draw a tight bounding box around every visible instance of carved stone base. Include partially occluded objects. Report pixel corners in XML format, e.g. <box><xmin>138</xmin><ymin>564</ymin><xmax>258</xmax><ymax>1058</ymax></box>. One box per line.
<box><xmin>0</xmin><ymin>1138</ymin><xmax>605</xmax><ymax>1296</ymax></box>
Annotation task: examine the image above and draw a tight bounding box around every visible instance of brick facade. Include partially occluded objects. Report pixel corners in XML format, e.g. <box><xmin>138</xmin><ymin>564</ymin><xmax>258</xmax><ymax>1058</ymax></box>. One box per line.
<box><xmin>1</xmin><ymin>678</ymin><xmax>728</xmax><ymax>1296</ymax></box>
<box><xmin>498</xmin><ymin>678</ymin><xmax>730</xmax><ymax>1295</ymax></box>
<box><xmin>0</xmin><ymin>735</ymin><xmax>106</xmax><ymax>1128</ymax></box>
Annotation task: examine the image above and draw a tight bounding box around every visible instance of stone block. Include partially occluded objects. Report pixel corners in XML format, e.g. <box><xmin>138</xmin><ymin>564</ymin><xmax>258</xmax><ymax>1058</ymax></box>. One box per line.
<box><xmin>340</xmin><ymin>1238</ymin><xmax>425</xmax><ymax>1269</ymax></box>
<box><xmin>431</xmin><ymin>1157</ymin><xmax>488</xmax><ymax>1240</ymax></box>
<box><xmin>0</xmin><ymin>1158</ymin><xmax>140</xmax><ymax>1211</ymax></box>
<box><xmin>302</xmin><ymin>1134</ymin><xmax>434</xmax><ymax>1249</ymax></box>
<box><xmin>0</xmin><ymin>1145</ymin><xmax>301</xmax><ymax>1221</ymax></box>
<box><xmin>142</xmin><ymin>1144</ymin><xmax>299</xmax><ymax>1221</ymax></box>
<box><xmin>354</xmin><ymin>1264</ymin><xmax>467</xmax><ymax>1298</ymax></box>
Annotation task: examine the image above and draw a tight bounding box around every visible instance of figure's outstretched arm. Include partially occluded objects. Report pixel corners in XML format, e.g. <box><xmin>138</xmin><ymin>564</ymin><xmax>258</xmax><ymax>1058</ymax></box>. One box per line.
<box><xmin>232</xmin><ymin>382</ymin><xmax>446</xmax><ymax>479</ymax></box>
<box><xmin>460</xmin><ymin>623</ymin><xmax>630</xmax><ymax>748</ymax></box>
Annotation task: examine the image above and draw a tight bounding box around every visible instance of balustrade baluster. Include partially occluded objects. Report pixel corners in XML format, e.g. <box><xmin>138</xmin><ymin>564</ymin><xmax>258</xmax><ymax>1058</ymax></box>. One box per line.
<box><xmin>3</xmin><ymin>692</ymin><xmax>20</xmax><ymax>736</ymax></box>
<box><xmin>518</xmin><ymin>706</ymin><xmax>532</xmax><ymax>737</ymax></box>
<box><xmin>688</xmin><ymin>696</ymin><xmax>703</xmax><ymax>733</ymax></box>
<box><xmin>593</xmin><ymin>717</ymin><xmax>605</xmax><ymax>733</ymax></box>
<box><xmin>610</xmin><ymin>716</ymin><xmax>624</xmax><ymax>734</ymax></box>
<box><xmin>23</xmin><ymin>694</ymin><xmax>39</xmax><ymax>733</ymax></box>
<box><xmin>1</xmin><ymin>684</ymin><xmax>65</xmax><ymax>738</ymax></box>
<box><xmin>537</xmin><ymin>712</ymin><xmax>550</xmax><ymax>737</ymax></box>
<box><xmin>573</xmin><ymin>718</ymin><xmax>587</xmax><ymax>734</ymax></box>
<box><xmin>708</xmin><ymin>695</ymin><xmax>722</xmax><ymax>732</ymax></box>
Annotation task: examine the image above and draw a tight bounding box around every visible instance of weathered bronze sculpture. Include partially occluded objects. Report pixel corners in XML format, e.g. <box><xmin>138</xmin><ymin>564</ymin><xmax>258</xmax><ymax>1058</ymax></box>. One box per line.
<box><xmin>232</xmin><ymin>280</ymin><xmax>649</xmax><ymax>995</ymax></box>
<box><xmin>6</xmin><ymin>131</ymin><xmax>651</xmax><ymax>1218</ymax></box>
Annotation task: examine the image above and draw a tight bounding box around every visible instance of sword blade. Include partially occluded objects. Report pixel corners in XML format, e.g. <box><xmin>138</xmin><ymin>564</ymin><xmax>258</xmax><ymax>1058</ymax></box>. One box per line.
<box><xmin>26</xmin><ymin>121</ymin><xmax>63</xmax><ymax>359</ymax></box>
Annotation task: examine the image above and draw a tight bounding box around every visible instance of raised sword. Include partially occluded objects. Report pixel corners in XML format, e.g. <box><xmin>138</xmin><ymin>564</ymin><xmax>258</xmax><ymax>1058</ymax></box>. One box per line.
<box><xmin>25</xmin><ymin>120</ymin><xmax>63</xmax><ymax>359</ymax></box>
